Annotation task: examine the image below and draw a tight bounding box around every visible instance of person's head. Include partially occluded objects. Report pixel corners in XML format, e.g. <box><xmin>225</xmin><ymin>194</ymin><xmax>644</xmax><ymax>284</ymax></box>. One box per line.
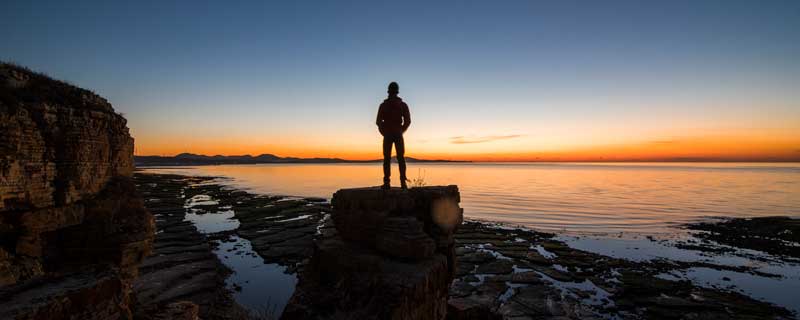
<box><xmin>387</xmin><ymin>82</ymin><xmax>399</xmax><ymax>96</ymax></box>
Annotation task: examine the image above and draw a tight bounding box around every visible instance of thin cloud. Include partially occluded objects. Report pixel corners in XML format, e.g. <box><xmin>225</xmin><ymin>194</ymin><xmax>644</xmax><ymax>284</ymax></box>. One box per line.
<box><xmin>650</xmin><ymin>140</ymin><xmax>679</xmax><ymax>145</ymax></box>
<box><xmin>450</xmin><ymin>134</ymin><xmax>523</xmax><ymax>144</ymax></box>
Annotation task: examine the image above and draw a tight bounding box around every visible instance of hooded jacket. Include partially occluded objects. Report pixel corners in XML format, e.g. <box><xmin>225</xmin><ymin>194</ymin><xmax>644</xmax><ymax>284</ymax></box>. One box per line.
<box><xmin>376</xmin><ymin>96</ymin><xmax>410</xmax><ymax>136</ymax></box>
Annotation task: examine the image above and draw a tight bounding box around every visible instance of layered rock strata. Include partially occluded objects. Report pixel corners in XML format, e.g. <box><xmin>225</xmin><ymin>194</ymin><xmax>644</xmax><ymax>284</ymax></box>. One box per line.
<box><xmin>0</xmin><ymin>63</ymin><xmax>154</xmax><ymax>319</ymax></box>
<box><xmin>282</xmin><ymin>186</ymin><xmax>463</xmax><ymax>320</ymax></box>
<box><xmin>118</xmin><ymin>172</ymin><xmax>796</xmax><ymax>319</ymax></box>
<box><xmin>132</xmin><ymin>173</ymin><xmax>246</xmax><ymax>320</ymax></box>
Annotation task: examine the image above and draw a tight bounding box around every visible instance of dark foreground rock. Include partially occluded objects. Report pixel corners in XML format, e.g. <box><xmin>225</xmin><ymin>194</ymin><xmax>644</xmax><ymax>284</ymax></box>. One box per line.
<box><xmin>282</xmin><ymin>186</ymin><xmax>463</xmax><ymax>320</ymax></box>
<box><xmin>231</xmin><ymin>192</ymin><xmax>328</xmax><ymax>273</ymax></box>
<box><xmin>132</xmin><ymin>173</ymin><xmax>248</xmax><ymax>320</ymax></box>
<box><xmin>134</xmin><ymin>171</ymin><xmax>332</xmax><ymax>317</ymax></box>
<box><xmin>134</xmin><ymin>173</ymin><xmax>796</xmax><ymax>320</ymax></box>
<box><xmin>686</xmin><ymin>216</ymin><xmax>800</xmax><ymax>260</ymax></box>
<box><xmin>448</xmin><ymin>221</ymin><xmax>794</xmax><ymax>319</ymax></box>
<box><xmin>0</xmin><ymin>63</ymin><xmax>154</xmax><ymax>320</ymax></box>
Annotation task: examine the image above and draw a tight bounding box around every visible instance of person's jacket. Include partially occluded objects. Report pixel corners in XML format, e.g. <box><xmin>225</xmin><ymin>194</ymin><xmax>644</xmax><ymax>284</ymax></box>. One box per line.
<box><xmin>376</xmin><ymin>96</ymin><xmax>410</xmax><ymax>136</ymax></box>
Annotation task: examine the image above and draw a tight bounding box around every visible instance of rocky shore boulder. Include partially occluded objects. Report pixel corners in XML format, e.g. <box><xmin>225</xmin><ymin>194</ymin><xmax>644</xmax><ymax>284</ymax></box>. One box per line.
<box><xmin>0</xmin><ymin>63</ymin><xmax>154</xmax><ymax>319</ymax></box>
<box><xmin>283</xmin><ymin>186</ymin><xmax>463</xmax><ymax>320</ymax></box>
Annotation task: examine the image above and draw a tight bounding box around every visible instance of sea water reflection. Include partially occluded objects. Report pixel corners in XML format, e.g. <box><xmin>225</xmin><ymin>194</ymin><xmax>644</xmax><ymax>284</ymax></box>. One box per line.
<box><xmin>145</xmin><ymin>162</ymin><xmax>800</xmax><ymax>235</ymax></box>
<box><xmin>151</xmin><ymin>162</ymin><xmax>800</xmax><ymax>314</ymax></box>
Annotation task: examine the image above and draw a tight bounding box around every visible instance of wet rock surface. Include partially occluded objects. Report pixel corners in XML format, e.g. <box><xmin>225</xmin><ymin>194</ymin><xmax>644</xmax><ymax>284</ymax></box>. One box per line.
<box><xmin>449</xmin><ymin>222</ymin><xmax>794</xmax><ymax>319</ymax></box>
<box><xmin>231</xmin><ymin>190</ymin><xmax>328</xmax><ymax>273</ymax></box>
<box><xmin>133</xmin><ymin>172</ymin><xmax>330</xmax><ymax>318</ymax></box>
<box><xmin>132</xmin><ymin>173</ymin><xmax>247</xmax><ymax>320</ymax></box>
<box><xmin>134</xmin><ymin>173</ymin><xmax>796</xmax><ymax>320</ymax></box>
<box><xmin>154</xmin><ymin>301</ymin><xmax>200</xmax><ymax>320</ymax></box>
<box><xmin>686</xmin><ymin>216</ymin><xmax>800</xmax><ymax>260</ymax></box>
<box><xmin>0</xmin><ymin>64</ymin><xmax>153</xmax><ymax>320</ymax></box>
<box><xmin>282</xmin><ymin>186</ymin><xmax>463</xmax><ymax>320</ymax></box>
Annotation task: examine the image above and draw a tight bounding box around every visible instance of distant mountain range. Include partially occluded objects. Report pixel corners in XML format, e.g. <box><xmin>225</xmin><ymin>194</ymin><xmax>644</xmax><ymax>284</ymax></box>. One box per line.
<box><xmin>135</xmin><ymin>153</ymin><xmax>466</xmax><ymax>166</ymax></box>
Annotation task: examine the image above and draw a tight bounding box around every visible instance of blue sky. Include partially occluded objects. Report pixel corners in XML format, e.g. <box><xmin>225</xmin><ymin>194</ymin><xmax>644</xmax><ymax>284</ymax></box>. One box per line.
<box><xmin>2</xmin><ymin>0</ymin><xmax>799</xmax><ymax>160</ymax></box>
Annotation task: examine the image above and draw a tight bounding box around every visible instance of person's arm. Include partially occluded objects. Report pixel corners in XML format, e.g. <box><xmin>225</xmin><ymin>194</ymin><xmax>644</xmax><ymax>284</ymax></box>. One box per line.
<box><xmin>401</xmin><ymin>103</ymin><xmax>411</xmax><ymax>132</ymax></box>
<box><xmin>376</xmin><ymin>104</ymin><xmax>383</xmax><ymax>127</ymax></box>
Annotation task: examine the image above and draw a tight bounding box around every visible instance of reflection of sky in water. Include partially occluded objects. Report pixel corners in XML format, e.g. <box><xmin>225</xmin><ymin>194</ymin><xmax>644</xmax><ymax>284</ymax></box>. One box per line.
<box><xmin>658</xmin><ymin>267</ymin><xmax>800</xmax><ymax>316</ymax></box>
<box><xmin>142</xmin><ymin>162</ymin><xmax>800</xmax><ymax>235</ymax></box>
<box><xmin>560</xmin><ymin>233</ymin><xmax>737</xmax><ymax>263</ymax></box>
<box><xmin>214</xmin><ymin>236</ymin><xmax>297</xmax><ymax>315</ymax></box>
<box><xmin>142</xmin><ymin>164</ymin><xmax>800</xmax><ymax>315</ymax></box>
<box><xmin>180</xmin><ymin>192</ymin><xmax>297</xmax><ymax>315</ymax></box>
<box><xmin>563</xmin><ymin>234</ymin><xmax>800</xmax><ymax>315</ymax></box>
<box><xmin>184</xmin><ymin>209</ymin><xmax>239</xmax><ymax>233</ymax></box>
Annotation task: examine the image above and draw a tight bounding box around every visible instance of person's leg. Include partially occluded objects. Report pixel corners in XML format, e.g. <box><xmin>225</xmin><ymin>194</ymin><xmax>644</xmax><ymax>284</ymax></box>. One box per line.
<box><xmin>382</xmin><ymin>135</ymin><xmax>392</xmax><ymax>186</ymax></box>
<box><xmin>396</xmin><ymin>135</ymin><xmax>407</xmax><ymax>187</ymax></box>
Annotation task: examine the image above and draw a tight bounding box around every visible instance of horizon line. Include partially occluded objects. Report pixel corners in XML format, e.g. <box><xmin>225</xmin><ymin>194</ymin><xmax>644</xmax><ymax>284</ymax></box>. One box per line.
<box><xmin>134</xmin><ymin>153</ymin><xmax>800</xmax><ymax>163</ymax></box>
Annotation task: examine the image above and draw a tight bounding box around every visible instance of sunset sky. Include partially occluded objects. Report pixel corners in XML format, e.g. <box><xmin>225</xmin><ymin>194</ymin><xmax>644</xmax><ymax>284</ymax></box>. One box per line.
<box><xmin>3</xmin><ymin>1</ymin><xmax>799</xmax><ymax>161</ymax></box>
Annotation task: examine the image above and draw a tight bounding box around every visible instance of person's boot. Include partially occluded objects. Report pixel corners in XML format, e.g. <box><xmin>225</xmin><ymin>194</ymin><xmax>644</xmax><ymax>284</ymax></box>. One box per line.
<box><xmin>400</xmin><ymin>177</ymin><xmax>408</xmax><ymax>190</ymax></box>
<box><xmin>382</xmin><ymin>179</ymin><xmax>391</xmax><ymax>190</ymax></box>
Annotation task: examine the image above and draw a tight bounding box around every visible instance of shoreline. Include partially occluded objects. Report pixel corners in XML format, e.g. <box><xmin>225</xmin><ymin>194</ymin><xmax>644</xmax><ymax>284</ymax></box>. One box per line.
<box><xmin>132</xmin><ymin>174</ymin><xmax>250</xmax><ymax>320</ymax></box>
<box><xmin>133</xmin><ymin>156</ymin><xmax>800</xmax><ymax>166</ymax></box>
<box><xmin>136</xmin><ymin>162</ymin><xmax>800</xmax><ymax>238</ymax></box>
<box><xmin>133</xmin><ymin>170</ymin><xmax>798</xmax><ymax>319</ymax></box>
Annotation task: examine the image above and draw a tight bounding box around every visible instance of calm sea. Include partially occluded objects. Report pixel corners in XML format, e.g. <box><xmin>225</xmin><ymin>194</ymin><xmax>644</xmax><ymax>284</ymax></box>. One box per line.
<box><xmin>142</xmin><ymin>162</ymin><xmax>800</xmax><ymax>235</ymax></box>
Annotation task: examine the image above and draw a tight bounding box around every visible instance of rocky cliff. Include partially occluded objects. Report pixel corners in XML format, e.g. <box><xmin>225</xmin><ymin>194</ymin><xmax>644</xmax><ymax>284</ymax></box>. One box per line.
<box><xmin>0</xmin><ymin>63</ymin><xmax>154</xmax><ymax>319</ymax></box>
<box><xmin>282</xmin><ymin>186</ymin><xmax>463</xmax><ymax>319</ymax></box>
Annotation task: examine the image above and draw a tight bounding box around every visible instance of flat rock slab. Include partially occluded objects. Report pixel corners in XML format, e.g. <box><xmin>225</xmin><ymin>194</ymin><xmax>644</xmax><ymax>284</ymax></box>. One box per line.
<box><xmin>0</xmin><ymin>271</ymin><xmax>128</xmax><ymax>320</ymax></box>
<box><xmin>687</xmin><ymin>216</ymin><xmax>800</xmax><ymax>259</ymax></box>
<box><xmin>131</xmin><ymin>173</ymin><xmax>795</xmax><ymax>320</ymax></box>
<box><xmin>331</xmin><ymin>186</ymin><xmax>462</xmax><ymax>247</ymax></box>
<box><xmin>447</xmin><ymin>221</ymin><xmax>794</xmax><ymax>320</ymax></box>
<box><xmin>132</xmin><ymin>173</ymin><xmax>243</xmax><ymax>320</ymax></box>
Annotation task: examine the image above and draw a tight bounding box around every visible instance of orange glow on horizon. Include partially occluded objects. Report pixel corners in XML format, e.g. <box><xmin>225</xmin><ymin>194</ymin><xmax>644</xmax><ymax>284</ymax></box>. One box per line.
<box><xmin>134</xmin><ymin>133</ymin><xmax>800</xmax><ymax>162</ymax></box>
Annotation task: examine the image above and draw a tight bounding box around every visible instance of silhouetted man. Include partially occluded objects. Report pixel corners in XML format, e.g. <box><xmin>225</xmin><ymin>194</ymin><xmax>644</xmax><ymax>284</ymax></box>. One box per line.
<box><xmin>376</xmin><ymin>82</ymin><xmax>410</xmax><ymax>189</ymax></box>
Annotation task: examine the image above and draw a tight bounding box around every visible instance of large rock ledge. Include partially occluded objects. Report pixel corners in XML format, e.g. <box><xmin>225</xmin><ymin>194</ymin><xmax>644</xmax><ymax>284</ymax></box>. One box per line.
<box><xmin>282</xmin><ymin>186</ymin><xmax>463</xmax><ymax>320</ymax></box>
<box><xmin>0</xmin><ymin>270</ymin><xmax>131</xmax><ymax>319</ymax></box>
<box><xmin>0</xmin><ymin>64</ymin><xmax>134</xmax><ymax>212</ymax></box>
<box><xmin>0</xmin><ymin>63</ymin><xmax>155</xmax><ymax>319</ymax></box>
